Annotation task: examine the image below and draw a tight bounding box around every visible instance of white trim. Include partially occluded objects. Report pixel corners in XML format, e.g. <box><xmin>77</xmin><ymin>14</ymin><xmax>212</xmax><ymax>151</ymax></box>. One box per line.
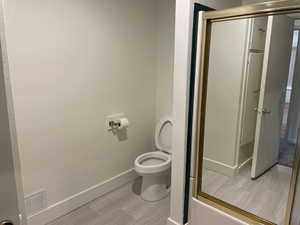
<box><xmin>168</xmin><ymin>217</ymin><xmax>183</xmax><ymax>225</ymax></box>
<box><xmin>190</xmin><ymin>12</ymin><xmax>203</xmax><ymax>179</ymax></box>
<box><xmin>238</xmin><ymin>157</ymin><xmax>252</xmax><ymax>172</ymax></box>
<box><xmin>191</xmin><ymin>198</ymin><xmax>249</xmax><ymax>225</ymax></box>
<box><xmin>170</xmin><ymin>0</ymin><xmax>195</xmax><ymax>223</ymax></box>
<box><xmin>203</xmin><ymin>158</ymin><xmax>237</xmax><ymax>177</ymax></box>
<box><xmin>27</xmin><ymin>169</ymin><xmax>138</xmax><ymax>225</ymax></box>
<box><xmin>167</xmin><ymin>217</ymin><xmax>189</xmax><ymax>225</ymax></box>
<box><xmin>0</xmin><ymin>2</ymin><xmax>27</xmax><ymax>225</ymax></box>
<box><xmin>235</xmin><ymin>19</ymin><xmax>252</xmax><ymax>168</ymax></box>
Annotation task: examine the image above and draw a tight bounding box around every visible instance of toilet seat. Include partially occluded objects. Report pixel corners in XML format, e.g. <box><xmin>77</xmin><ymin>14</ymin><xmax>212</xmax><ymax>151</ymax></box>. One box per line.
<box><xmin>155</xmin><ymin>116</ymin><xmax>172</xmax><ymax>153</ymax></box>
<box><xmin>134</xmin><ymin>116</ymin><xmax>173</xmax><ymax>201</ymax></box>
<box><xmin>135</xmin><ymin>151</ymin><xmax>171</xmax><ymax>175</ymax></box>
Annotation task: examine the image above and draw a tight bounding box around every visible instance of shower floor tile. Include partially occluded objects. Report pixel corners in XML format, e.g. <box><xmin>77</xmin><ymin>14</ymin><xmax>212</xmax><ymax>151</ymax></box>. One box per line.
<box><xmin>47</xmin><ymin>177</ymin><xmax>170</xmax><ymax>225</ymax></box>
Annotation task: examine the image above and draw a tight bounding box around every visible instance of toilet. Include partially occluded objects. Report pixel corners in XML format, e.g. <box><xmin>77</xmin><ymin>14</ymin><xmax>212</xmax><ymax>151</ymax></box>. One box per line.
<box><xmin>134</xmin><ymin>116</ymin><xmax>172</xmax><ymax>202</ymax></box>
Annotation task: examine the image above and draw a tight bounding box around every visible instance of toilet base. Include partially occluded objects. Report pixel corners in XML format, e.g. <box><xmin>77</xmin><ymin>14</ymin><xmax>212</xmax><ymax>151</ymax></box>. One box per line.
<box><xmin>140</xmin><ymin>172</ymin><xmax>170</xmax><ymax>202</ymax></box>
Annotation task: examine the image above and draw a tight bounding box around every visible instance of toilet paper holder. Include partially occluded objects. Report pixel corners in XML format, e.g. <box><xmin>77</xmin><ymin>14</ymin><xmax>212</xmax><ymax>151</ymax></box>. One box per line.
<box><xmin>106</xmin><ymin>113</ymin><xmax>130</xmax><ymax>131</ymax></box>
<box><xmin>108</xmin><ymin>120</ymin><xmax>121</xmax><ymax>129</ymax></box>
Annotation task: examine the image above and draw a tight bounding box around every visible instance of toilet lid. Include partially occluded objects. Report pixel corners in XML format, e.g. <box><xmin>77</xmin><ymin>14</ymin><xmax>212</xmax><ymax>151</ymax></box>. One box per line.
<box><xmin>155</xmin><ymin>116</ymin><xmax>173</xmax><ymax>153</ymax></box>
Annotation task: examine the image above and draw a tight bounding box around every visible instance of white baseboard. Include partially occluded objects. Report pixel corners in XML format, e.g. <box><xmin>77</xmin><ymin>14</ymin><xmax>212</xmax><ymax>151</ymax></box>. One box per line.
<box><xmin>27</xmin><ymin>168</ymin><xmax>138</xmax><ymax>225</ymax></box>
<box><xmin>238</xmin><ymin>157</ymin><xmax>252</xmax><ymax>173</ymax></box>
<box><xmin>167</xmin><ymin>217</ymin><xmax>183</xmax><ymax>225</ymax></box>
<box><xmin>203</xmin><ymin>158</ymin><xmax>237</xmax><ymax>177</ymax></box>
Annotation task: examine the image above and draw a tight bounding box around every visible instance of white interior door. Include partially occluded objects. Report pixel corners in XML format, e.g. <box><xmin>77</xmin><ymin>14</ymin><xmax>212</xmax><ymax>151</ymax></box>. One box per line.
<box><xmin>251</xmin><ymin>15</ymin><xmax>294</xmax><ymax>179</ymax></box>
<box><xmin>241</xmin><ymin>52</ymin><xmax>264</xmax><ymax>145</ymax></box>
<box><xmin>0</xmin><ymin>54</ymin><xmax>25</xmax><ymax>225</ymax></box>
<box><xmin>0</xmin><ymin>71</ymin><xmax>22</xmax><ymax>225</ymax></box>
<box><xmin>0</xmin><ymin>5</ymin><xmax>25</xmax><ymax>223</ymax></box>
<box><xmin>249</xmin><ymin>17</ymin><xmax>268</xmax><ymax>51</ymax></box>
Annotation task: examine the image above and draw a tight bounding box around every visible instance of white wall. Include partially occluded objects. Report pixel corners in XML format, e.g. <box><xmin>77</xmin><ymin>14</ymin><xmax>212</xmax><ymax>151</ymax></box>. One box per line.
<box><xmin>156</xmin><ymin>0</ymin><xmax>175</xmax><ymax>121</ymax></box>
<box><xmin>242</xmin><ymin>0</ymin><xmax>275</xmax><ymax>5</ymax></box>
<box><xmin>203</xmin><ymin>19</ymin><xmax>248</xmax><ymax>175</ymax></box>
<box><xmin>3</xmin><ymin>0</ymin><xmax>174</xmax><ymax>222</ymax></box>
<box><xmin>170</xmin><ymin>0</ymin><xmax>242</xmax><ymax>224</ymax></box>
<box><xmin>197</xmin><ymin>0</ymin><xmax>242</xmax><ymax>9</ymax></box>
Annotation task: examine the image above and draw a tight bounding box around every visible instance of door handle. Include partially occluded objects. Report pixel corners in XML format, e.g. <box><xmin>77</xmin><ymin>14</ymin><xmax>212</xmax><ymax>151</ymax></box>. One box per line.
<box><xmin>262</xmin><ymin>108</ymin><xmax>271</xmax><ymax>114</ymax></box>
<box><xmin>254</xmin><ymin>107</ymin><xmax>271</xmax><ymax>114</ymax></box>
<box><xmin>0</xmin><ymin>220</ymin><xmax>14</xmax><ymax>225</ymax></box>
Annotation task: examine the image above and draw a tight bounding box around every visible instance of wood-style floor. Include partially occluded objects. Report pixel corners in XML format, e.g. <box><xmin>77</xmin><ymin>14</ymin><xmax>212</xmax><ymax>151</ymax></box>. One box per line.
<box><xmin>202</xmin><ymin>164</ymin><xmax>292</xmax><ymax>225</ymax></box>
<box><xmin>47</xmin><ymin>178</ymin><xmax>170</xmax><ymax>225</ymax></box>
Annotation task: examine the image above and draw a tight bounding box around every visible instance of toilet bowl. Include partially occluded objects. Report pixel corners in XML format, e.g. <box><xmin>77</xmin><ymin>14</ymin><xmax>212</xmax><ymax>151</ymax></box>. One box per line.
<box><xmin>134</xmin><ymin>116</ymin><xmax>173</xmax><ymax>202</ymax></box>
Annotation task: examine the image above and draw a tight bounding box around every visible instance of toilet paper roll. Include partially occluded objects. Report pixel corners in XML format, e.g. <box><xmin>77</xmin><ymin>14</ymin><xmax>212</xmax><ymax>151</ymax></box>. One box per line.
<box><xmin>118</xmin><ymin>118</ymin><xmax>130</xmax><ymax>130</ymax></box>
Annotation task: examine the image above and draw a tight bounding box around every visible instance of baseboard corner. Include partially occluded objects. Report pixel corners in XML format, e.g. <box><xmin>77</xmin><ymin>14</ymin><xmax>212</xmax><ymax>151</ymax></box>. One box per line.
<box><xmin>167</xmin><ymin>217</ymin><xmax>184</xmax><ymax>225</ymax></box>
<box><xmin>27</xmin><ymin>168</ymin><xmax>138</xmax><ymax>225</ymax></box>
